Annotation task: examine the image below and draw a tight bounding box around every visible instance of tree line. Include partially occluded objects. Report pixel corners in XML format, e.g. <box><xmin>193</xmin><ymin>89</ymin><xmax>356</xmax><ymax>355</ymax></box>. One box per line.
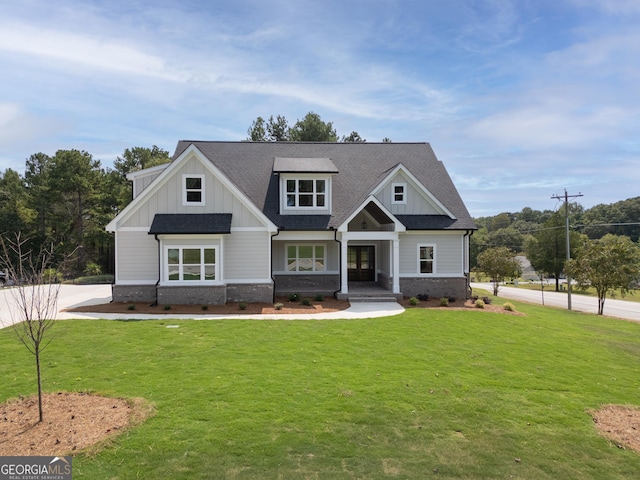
<box><xmin>473</xmin><ymin>199</ymin><xmax>640</xmax><ymax>313</ymax></box>
<box><xmin>0</xmin><ymin>146</ymin><xmax>172</xmax><ymax>277</ymax></box>
<box><xmin>471</xmin><ymin>197</ymin><xmax>640</xmax><ymax>274</ymax></box>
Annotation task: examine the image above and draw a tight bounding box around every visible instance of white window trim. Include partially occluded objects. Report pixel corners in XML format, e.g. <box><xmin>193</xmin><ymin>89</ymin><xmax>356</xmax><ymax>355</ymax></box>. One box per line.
<box><xmin>280</xmin><ymin>174</ymin><xmax>331</xmax><ymax>213</ymax></box>
<box><xmin>417</xmin><ymin>244</ymin><xmax>436</xmax><ymax>275</ymax></box>
<box><xmin>285</xmin><ymin>243</ymin><xmax>327</xmax><ymax>273</ymax></box>
<box><xmin>392</xmin><ymin>182</ymin><xmax>407</xmax><ymax>205</ymax></box>
<box><xmin>182</xmin><ymin>174</ymin><xmax>205</xmax><ymax>206</ymax></box>
<box><xmin>163</xmin><ymin>245</ymin><xmax>221</xmax><ymax>285</ymax></box>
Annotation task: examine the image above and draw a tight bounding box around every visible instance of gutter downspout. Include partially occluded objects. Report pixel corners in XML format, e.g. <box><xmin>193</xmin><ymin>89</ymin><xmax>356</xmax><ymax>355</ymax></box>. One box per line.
<box><xmin>464</xmin><ymin>229</ymin><xmax>473</xmax><ymax>298</ymax></box>
<box><xmin>332</xmin><ymin>227</ymin><xmax>341</xmax><ymax>299</ymax></box>
<box><xmin>152</xmin><ymin>233</ymin><xmax>160</xmax><ymax>306</ymax></box>
<box><xmin>270</xmin><ymin>229</ymin><xmax>281</xmax><ymax>303</ymax></box>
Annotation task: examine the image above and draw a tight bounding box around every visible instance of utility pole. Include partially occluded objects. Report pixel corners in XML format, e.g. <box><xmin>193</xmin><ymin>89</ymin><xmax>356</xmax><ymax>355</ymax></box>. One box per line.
<box><xmin>551</xmin><ymin>189</ymin><xmax>583</xmax><ymax>310</ymax></box>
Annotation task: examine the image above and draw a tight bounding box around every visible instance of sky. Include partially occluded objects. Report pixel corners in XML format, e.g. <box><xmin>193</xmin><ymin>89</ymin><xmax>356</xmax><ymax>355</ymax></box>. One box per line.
<box><xmin>1</xmin><ymin>0</ymin><xmax>639</xmax><ymax>217</ymax></box>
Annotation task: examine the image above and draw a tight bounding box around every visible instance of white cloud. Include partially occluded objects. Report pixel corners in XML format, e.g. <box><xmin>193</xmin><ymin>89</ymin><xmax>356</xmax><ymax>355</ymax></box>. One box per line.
<box><xmin>0</xmin><ymin>23</ymin><xmax>186</xmax><ymax>82</ymax></box>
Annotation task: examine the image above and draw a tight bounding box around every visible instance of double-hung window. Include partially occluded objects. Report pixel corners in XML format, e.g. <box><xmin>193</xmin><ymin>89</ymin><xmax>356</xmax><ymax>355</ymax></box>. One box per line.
<box><xmin>183</xmin><ymin>174</ymin><xmax>205</xmax><ymax>206</ymax></box>
<box><xmin>167</xmin><ymin>246</ymin><xmax>217</xmax><ymax>282</ymax></box>
<box><xmin>286</xmin><ymin>179</ymin><xmax>326</xmax><ymax>208</ymax></box>
<box><xmin>287</xmin><ymin>245</ymin><xmax>325</xmax><ymax>272</ymax></box>
<box><xmin>418</xmin><ymin>245</ymin><xmax>435</xmax><ymax>274</ymax></box>
<box><xmin>392</xmin><ymin>182</ymin><xmax>406</xmax><ymax>204</ymax></box>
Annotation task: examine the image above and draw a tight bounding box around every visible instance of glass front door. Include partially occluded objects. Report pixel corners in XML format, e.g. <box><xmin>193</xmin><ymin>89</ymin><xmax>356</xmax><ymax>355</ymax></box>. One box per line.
<box><xmin>347</xmin><ymin>246</ymin><xmax>375</xmax><ymax>281</ymax></box>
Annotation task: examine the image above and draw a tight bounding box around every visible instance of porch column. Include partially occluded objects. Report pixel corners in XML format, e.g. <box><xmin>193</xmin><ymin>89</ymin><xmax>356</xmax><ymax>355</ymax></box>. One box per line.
<box><xmin>340</xmin><ymin>238</ymin><xmax>349</xmax><ymax>294</ymax></box>
<box><xmin>392</xmin><ymin>237</ymin><xmax>400</xmax><ymax>294</ymax></box>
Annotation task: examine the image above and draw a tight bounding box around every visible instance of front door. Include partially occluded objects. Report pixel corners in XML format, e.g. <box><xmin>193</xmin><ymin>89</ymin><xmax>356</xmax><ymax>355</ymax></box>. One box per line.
<box><xmin>347</xmin><ymin>246</ymin><xmax>375</xmax><ymax>281</ymax></box>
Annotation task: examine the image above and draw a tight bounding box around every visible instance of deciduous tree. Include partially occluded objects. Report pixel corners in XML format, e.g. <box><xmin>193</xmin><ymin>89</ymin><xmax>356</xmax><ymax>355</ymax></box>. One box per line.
<box><xmin>0</xmin><ymin>233</ymin><xmax>65</xmax><ymax>422</ymax></box>
<box><xmin>477</xmin><ymin>246</ymin><xmax>521</xmax><ymax>296</ymax></box>
<box><xmin>565</xmin><ymin>234</ymin><xmax>640</xmax><ymax>315</ymax></box>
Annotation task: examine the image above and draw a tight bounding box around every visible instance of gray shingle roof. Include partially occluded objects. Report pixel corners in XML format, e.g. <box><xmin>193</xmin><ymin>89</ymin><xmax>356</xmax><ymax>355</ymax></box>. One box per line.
<box><xmin>149</xmin><ymin>214</ymin><xmax>232</xmax><ymax>234</ymax></box>
<box><xmin>172</xmin><ymin>141</ymin><xmax>477</xmax><ymax>231</ymax></box>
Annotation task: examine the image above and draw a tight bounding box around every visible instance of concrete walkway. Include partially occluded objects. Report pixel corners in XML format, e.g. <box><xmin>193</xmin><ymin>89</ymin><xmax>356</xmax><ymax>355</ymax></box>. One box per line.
<box><xmin>0</xmin><ymin>284</ymin><xmax>405</xmax><ymax>328</ymax></box>
<box><xmin>472</xmin><ymin>282</ymin><xmax>640</xmax><ymax>322</ymax></box>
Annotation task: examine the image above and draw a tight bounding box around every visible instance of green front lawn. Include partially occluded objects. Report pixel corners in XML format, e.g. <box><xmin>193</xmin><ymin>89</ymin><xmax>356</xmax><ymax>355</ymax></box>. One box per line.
<box><xmin>2</xmin><ymin>298</ymin><xmax>640</xmax><ymax>479</ymax></box>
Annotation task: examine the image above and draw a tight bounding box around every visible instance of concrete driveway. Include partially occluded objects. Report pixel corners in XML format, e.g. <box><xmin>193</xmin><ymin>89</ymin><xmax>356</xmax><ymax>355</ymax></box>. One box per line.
<box><xmin>472</xmin><ymin>282</ymin><xmax>640</xmax><ymax>322</ymax></box>
<box><xmin>0</xmin><ymin>284</ymin><xmax>404</xmax><ymax>328</ymax></box>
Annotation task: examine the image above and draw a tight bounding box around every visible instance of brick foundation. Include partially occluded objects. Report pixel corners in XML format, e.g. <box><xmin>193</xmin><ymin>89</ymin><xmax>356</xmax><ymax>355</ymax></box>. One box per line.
<box><xmin>399</xmin><ymin>277</ymin><xmax>469</xmax><ymax>300</ymax></box>
<box><xmin>274</xmin><ymin>274</ymin><xmax>339</xmax><ymax>296</ymax></box>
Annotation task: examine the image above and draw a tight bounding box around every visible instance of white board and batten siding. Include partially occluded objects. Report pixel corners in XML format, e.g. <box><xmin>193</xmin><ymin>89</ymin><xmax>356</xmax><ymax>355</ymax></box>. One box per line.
<box><xmin>121</xmin><ymin>157</ymin><xmax>264</xmax><ymax>230</ymax></box>
<box><xmin>376</xmin><ymin>171</ymin><xmax>444</xmax><ymax>216</ymax></box>
<box><xmin>399</xmin><ymin>232</ymin><xmax>464</xmax><ymax>276</ymax></box>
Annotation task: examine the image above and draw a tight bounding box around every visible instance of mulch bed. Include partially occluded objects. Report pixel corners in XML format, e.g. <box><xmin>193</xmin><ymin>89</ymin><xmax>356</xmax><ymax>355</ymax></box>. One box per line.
<box><xmin>66</xmin><ymin>296</ymin><xmax>523</xmax><ymax>316</ymax></box>
<box><xmin>0</xmin><ymin>392</ymin><xmax>153</xmax><ymax>456</ymax></box>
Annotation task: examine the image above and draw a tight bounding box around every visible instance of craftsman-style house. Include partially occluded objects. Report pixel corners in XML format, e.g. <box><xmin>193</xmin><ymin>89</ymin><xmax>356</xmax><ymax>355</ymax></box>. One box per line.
<box><xmin>106</xmin><ymin>141</ymin><xmax>476</xmax><ymax>305</ymax></box>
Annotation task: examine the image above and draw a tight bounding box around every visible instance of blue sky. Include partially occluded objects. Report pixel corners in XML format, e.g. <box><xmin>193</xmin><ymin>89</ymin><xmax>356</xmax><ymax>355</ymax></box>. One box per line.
<box><xmin>1</xmin><ymin>0</ymin><xmax>639</xmax><ymax>217</ymax></box>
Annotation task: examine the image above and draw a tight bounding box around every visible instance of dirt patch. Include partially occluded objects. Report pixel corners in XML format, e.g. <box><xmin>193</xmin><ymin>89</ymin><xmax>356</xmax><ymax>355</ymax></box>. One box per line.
<box><xmin>0</xmin><ymin>392</ymin><xmax>154</xmax><ymax>456</ymax></box>
<box><xmin>591</xmin><ymin>404</ymin><xmax>640</xmax><ymax>453</ymax></box>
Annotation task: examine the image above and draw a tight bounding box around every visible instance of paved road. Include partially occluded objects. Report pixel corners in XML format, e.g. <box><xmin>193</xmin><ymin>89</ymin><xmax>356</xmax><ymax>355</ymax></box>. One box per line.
<box><xmin>0</xmin><ymin>284</ymin><xmax>405</xmax><ymax>329</ymax></box>
<box><xmin>472</xmin><ymin>282</ymin><xmax>640</xmax><ymax>322</ymax></box>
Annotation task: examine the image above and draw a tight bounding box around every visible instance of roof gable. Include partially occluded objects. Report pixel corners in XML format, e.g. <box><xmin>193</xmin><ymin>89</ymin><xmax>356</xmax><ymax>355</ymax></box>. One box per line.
<box><xmin>106</xmin><ymin>144</ymin><xmax>277</xmax><ymax>232</ymax></box>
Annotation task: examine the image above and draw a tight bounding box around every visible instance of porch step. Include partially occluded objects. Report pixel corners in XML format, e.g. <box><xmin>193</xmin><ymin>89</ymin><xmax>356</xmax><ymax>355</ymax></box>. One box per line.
<box><xmin>347</xmin><ymin>294</ymin><xmax>403</xmax><ymax>303</ymax></box>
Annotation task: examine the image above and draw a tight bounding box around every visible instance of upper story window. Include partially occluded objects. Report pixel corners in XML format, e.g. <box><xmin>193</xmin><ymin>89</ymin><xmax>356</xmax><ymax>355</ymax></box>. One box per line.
<box><xmin>280</xmin><ymin>174</ymin><xmax>331</xmax><ymax>213</ymax></box>
<box><xmin>392</xmin><ymin>182</ymin><xmax>407</xmax><ymax>204</ymax></box>
<box><xmin>287</xmin><ymin>179</ymin><xmax>326</xmax><ymax>207</ymax></box>
<box><xmin>274</xmin><ymin>157</ymin><xmax>336</xmax><ymax>214</ymax></box>
<box><xmin>183</xmin><ymin>174</ymin><xmax>205</xmax><ymax>206</ymax></box>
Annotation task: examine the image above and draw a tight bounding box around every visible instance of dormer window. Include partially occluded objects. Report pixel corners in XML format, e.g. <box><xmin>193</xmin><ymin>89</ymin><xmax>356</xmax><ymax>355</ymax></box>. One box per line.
<box><xmin>287</xmin><ymin>179</ymin><xmax>326</xmax><ymax>207</ymax></box>
<box><xmin>183</xmin><ymin>174</ymin><xmax>205</xmax><ymax>206</ymax></box>
<box><xmin>274</xmin><ymin>157</ymin><xmax>337</xmax><ymax>214</ymax></box>
<box><xmin>392</xmin><ymin>182</ymin><xmax>406</xmax><ymax>204</ymax></box>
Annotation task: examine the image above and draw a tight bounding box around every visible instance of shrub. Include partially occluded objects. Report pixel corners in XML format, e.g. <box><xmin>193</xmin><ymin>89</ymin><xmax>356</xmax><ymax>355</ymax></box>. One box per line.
<box><xmin>417</xmin><ymin>294</ymin><xmax>429</xmax><ymax>301</ymax></box>
<box><xmin>409</xmin><ymin>296</ymin><xmax>419</xmax><ymax>306</ymax></box>
<box><xmin>439</xmin><ymin>297</ymin><xmax>449</xmax><ymax>307</ymax></box>
<box><xmin>274</xmin><ymin>302</ymin><xmax>284</xmax><ymax>310</ymax></box>
<box><xmin>301</xmin><ymin>297</ymin><xmax>311</xmax><ymax>306</ymax></box>
<box><xmin>201</xmin><ymin>304</ymin><xmax>209</xmax><ymax>311</ymax></box>
<box><xmin>163</xmin><ymin>304</ymin><xmax>171</xmax><ymax>311</ymax></box>
<box><xmin>239</xmin><ymin>302</ymin><xmax>247</xmax><ymax>310</ymax></box>
<box><xmin>482</xmin><ymin>296</ymin><xmax>492</xmax><ymax>305</ymax></box>
<box><xmin>84</xmin><ymin>262</ymin><xmax>102</xmax><ymax>276</ymax></box>
<box><xmin>315</xmin><ymin>294</ymin><xmax>324</xmax><ymax>301</ymax></box>
<box><xmin>127</xmin><ymin>304</ymin><xmax>136</xmax><ymax>311</ymax></box>
<box><xmin>288</xmin><ymin>293</ymin><xmax>299</xmax><ymax>302</ymax></box>
<box><xmin>43</xmin><ymin>268</ymin><xmax>63</xmax><ymax>284</ymax></box>
<box><xmin>475</xmin><ymin>299</ymin><xmax>485</xmax><ymax>309</ymax></box>
<box><xmin>503</xmin><ymin>302</ymin><xmax>515</xmax><ymax>312</ymax></box>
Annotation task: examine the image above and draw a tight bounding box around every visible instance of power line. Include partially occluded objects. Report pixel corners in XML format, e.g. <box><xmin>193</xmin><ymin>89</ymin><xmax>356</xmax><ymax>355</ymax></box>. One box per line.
<box><xmin>551</xmin><ymin>189</ymin><xmax>583</xmax><ymax>311</ymax></box>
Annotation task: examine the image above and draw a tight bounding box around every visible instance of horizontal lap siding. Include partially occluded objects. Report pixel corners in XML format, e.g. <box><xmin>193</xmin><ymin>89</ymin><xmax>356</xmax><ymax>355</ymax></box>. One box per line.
<box><xmin>272</xmin><ymin>240</ymin><xmax>339</xmax><ymax>273</ymax></box>
<box><xmin>116</xmin><ymin>231</ymin><xmax>158</xmax><ymax>282</ymax></box>
<box><xmin>225</xmin><ymin>231</ymin><xmax>271</xmax><ymax>280</ymax></box>
<box><xmin>399</xmin><ymin>233</ymin><xmax>463</xmax><ymax>275</ymax></box>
